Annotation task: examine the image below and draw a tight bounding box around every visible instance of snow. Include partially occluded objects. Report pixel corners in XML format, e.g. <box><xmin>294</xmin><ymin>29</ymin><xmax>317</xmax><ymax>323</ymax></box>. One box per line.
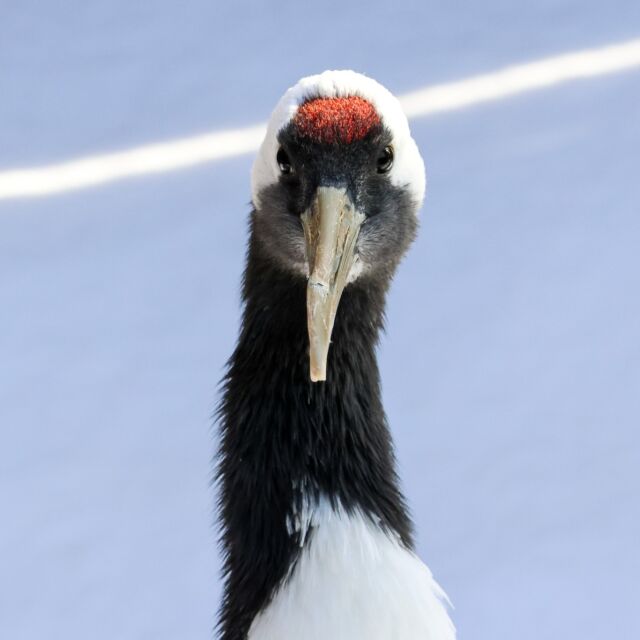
<box><xmin>1</xmin><ymin>2</ymin><xmax>639</xmax><ymax>639</ymax></box>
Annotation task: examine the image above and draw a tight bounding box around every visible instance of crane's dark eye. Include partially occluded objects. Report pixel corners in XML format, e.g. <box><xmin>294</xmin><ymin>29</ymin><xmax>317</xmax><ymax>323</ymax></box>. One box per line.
<box><xmin>376</xmin><ymin>146</ymin><xmax>394</xmax><ymax>173</ymax></box>
<box><xmin>277</xmin><ymin>148</ymin><xmax>292</xmax><ymax>174</ymax></box>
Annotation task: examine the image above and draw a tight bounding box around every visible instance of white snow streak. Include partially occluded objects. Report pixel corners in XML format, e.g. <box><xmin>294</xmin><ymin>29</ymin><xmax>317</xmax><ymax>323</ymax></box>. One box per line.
<box><xmin>1</xmin><ymin>38</ymin><xmax>639</xmax><ymax>201</ymax></box>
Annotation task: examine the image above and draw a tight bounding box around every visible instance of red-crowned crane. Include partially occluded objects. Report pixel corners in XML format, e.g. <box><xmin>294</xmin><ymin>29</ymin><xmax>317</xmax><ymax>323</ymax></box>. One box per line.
<box><xmin>217</xmin><ymin>70</ymin><xmax>455</xmax><ymax>640</ymax></box>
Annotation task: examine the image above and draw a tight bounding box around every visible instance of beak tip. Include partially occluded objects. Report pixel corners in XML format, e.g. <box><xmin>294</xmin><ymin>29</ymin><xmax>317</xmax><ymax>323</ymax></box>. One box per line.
<box><xmin>309</xmin><ymin>357</ymin><xmax>327</xmax><ymax>382</ymax></box>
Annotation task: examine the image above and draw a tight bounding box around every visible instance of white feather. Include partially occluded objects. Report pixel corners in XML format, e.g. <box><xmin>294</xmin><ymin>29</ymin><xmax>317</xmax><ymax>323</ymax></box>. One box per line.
<box><xmin>249</xmin><ymin>498</ymin><xmax>455</xmax><ymax>640</ymax></box>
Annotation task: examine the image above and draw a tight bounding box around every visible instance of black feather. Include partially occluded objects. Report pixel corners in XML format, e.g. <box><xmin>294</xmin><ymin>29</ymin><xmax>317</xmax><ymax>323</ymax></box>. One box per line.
<box><xmin>215</xmin><ymin>216</ymin><xmax>415</xmax><ymax>639</ymax></box>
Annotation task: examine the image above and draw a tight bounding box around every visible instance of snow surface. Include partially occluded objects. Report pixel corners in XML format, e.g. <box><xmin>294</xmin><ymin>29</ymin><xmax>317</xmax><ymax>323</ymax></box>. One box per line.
<box><xmin>1</xmin><ymin>2</ymin><xmax>639</xmax><ymax>639</ymax></box>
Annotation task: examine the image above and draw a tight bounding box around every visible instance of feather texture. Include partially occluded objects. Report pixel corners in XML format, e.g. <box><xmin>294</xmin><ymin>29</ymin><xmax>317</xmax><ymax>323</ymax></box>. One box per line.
<box><xmin>250</xmin><ymin>497</ymin><xmax>455</xmax><ymax>640</ymax></box>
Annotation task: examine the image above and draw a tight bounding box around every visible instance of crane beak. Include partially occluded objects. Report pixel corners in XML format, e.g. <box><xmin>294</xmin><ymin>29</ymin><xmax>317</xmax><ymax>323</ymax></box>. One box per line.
<box><xmin>301</xmin><ymin>186</ymin><xmax>365</xmax><ymax>382</ymax></box>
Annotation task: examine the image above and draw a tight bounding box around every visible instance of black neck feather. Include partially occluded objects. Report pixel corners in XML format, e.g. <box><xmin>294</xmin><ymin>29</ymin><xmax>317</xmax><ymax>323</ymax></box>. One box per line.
<box><xmin>216</xmin><ymin>217</ymin><xmax>413</xmax><ymax>639</ymax></box>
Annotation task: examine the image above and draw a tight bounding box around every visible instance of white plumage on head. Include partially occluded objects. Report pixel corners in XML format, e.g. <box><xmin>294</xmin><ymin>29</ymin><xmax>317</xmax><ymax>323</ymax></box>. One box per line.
<box><xmin>251</xmin><ymin>70</ymin><xmax>426</xmax><ymax>210</ymax></box>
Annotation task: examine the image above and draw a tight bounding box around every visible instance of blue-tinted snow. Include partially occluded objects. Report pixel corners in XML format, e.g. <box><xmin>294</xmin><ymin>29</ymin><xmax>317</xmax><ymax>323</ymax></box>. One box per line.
<box><xmin>1</xmin><ymin>2</ymin><xmax>639</xmax><ymax>639</ymax></box>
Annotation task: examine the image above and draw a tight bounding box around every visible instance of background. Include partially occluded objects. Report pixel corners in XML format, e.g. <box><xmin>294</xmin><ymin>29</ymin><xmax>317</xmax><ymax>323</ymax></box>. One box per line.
<box><xmin>2</xmin><ymin>1</ymin><xmax>639</xmax><ymax>638</ymax></box>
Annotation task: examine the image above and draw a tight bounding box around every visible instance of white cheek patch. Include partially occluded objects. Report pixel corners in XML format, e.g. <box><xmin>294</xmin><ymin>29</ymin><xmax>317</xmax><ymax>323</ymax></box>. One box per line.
<box><xmin>347</xmin><ymin>253</ymin><xmax>364</xmax><ymax>283</ymax></box>
<box><xmin>251</xmin><ymin>70</ymin><xmax>426</xmax><ymax>213</ymax></box>
<box><xmin>249</xmin><ymin>497</ymin><xmax>455</xmax><ymax>640</ymax></box>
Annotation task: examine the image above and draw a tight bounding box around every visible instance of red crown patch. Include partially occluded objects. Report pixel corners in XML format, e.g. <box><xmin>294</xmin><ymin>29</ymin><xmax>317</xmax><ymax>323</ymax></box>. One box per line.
<box><xmin>292</xmin><ymin>96</ymin><xmax>381</xmax><ymax>145</ymax></box>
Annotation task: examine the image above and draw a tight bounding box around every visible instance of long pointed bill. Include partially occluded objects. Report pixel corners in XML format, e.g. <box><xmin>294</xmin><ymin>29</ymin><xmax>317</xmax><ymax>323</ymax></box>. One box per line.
<box><xmin>301</xmin><ymin>186</ymin><xmax>365</xmax><ymax>382</ymax></box>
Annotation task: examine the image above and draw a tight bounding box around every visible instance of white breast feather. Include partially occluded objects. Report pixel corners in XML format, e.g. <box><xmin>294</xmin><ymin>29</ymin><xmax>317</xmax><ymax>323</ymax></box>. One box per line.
<box><xmin>249</xmin><ymin>498</ymin><xmax>456</xmax><ymax>640</ymax></box>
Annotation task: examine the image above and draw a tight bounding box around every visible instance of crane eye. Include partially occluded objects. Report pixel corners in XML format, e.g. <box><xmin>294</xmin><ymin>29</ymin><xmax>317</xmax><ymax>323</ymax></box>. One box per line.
<box><xmin>376</xmin><ymin>146</ymin><xmax>394</xmax><ymax>173</ymax></box>
<box><xmin>277</xmin><ymin>148</ymin><xmax>292</xmax><ymax>174</ymax></box>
